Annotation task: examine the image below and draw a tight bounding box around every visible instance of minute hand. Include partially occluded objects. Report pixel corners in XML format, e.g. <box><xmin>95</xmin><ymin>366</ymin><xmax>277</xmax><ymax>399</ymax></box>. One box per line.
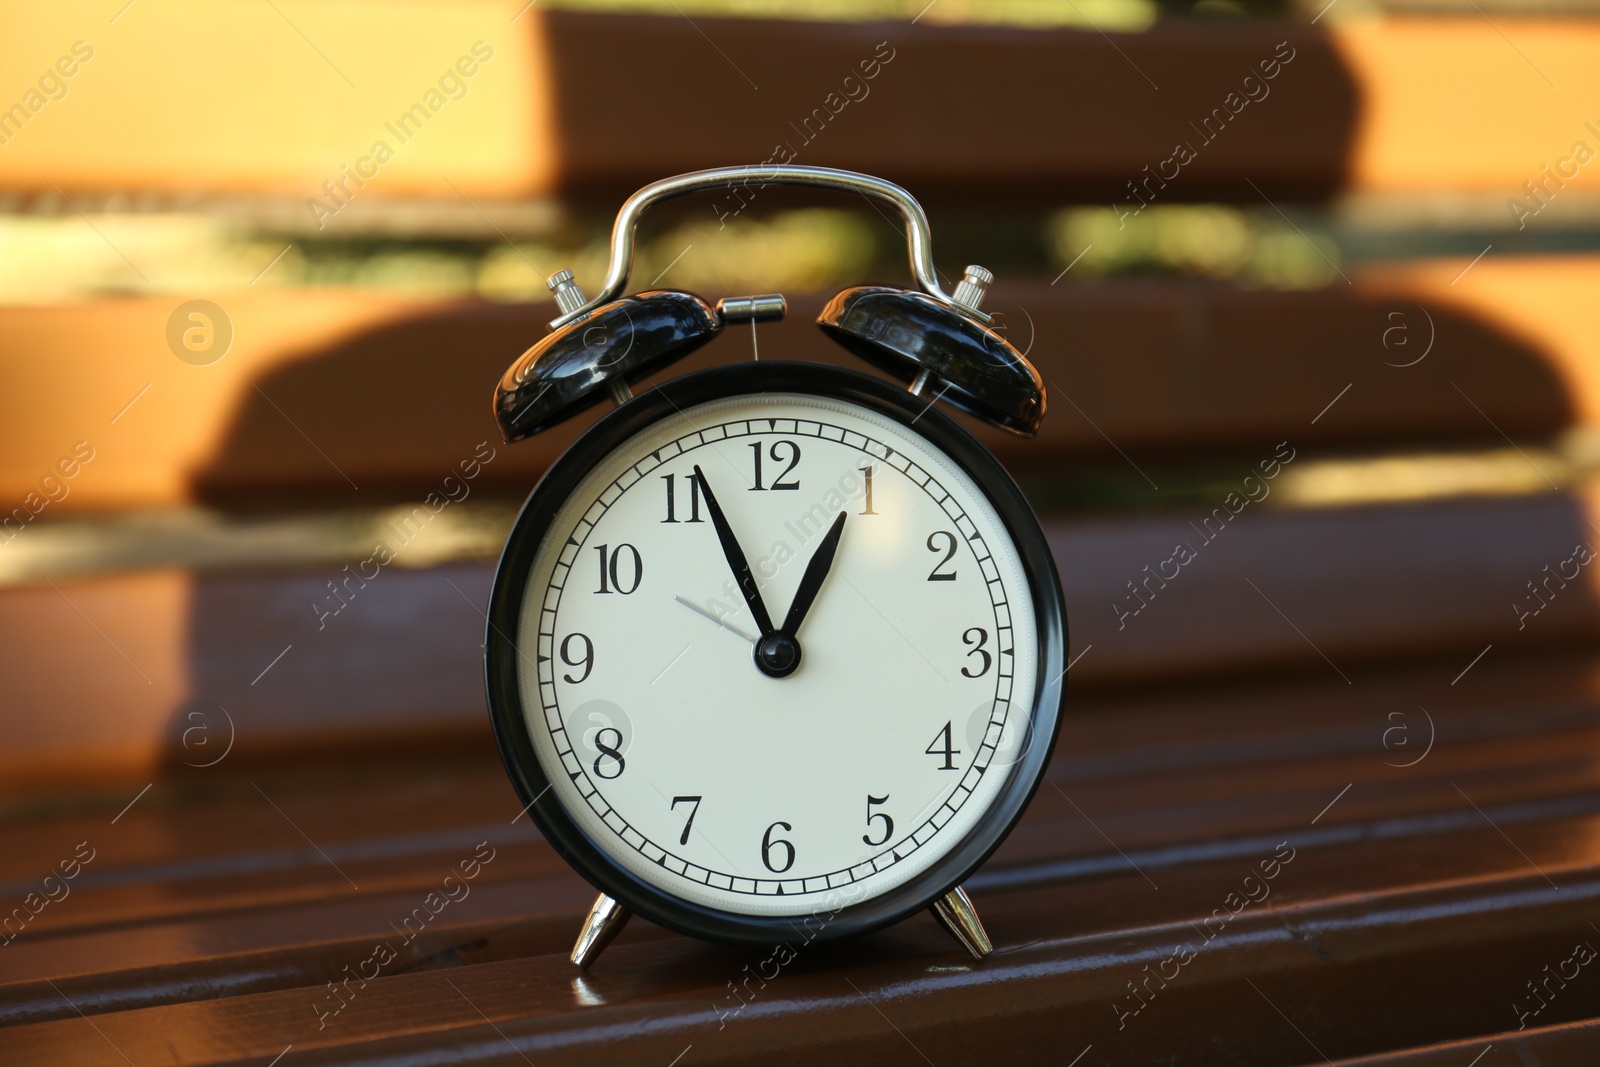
<box><xmin>692</xmin><ymin>464</ymin><xmax>776</xmax><ymax>636</ymax></box>
<box><xmin>779</xmin><ymin>510</ymin><xmax>847</xmax><ymax>637</ymax></box>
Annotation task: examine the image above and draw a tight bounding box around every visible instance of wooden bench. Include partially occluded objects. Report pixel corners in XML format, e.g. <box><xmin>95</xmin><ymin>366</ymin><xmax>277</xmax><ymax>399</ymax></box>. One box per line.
<box><xmin>4</xmin><ymin>6</ymin><xmax>1600</xmax><ymax>1064</ymax></box>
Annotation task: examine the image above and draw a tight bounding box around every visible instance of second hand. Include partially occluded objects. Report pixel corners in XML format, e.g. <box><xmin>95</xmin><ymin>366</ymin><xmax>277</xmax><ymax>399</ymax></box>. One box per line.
<box><xmin>673</xmin><ymin>595</ymin><xmax>758</xmax><ymax>644</ymax></box>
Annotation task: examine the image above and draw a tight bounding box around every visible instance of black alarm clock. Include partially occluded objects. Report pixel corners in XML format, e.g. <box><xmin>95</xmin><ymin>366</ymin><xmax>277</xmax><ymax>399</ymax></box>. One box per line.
<box><xmin>483</xmin><ymin>165</ymin><xmax>1066</xmax><ymax>969</ymax></box>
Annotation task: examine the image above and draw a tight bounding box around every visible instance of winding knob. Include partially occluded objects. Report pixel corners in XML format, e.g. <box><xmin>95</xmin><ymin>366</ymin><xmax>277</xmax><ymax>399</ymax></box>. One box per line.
<box><xmin>950</xmin><ymin>264</ymin><xmax>994</xmax><ymax>315</ymax></box>
<box><xmin>547</xmin><ymin>269</ymin><xmax>589</xmax><ymax>317</ymax></box>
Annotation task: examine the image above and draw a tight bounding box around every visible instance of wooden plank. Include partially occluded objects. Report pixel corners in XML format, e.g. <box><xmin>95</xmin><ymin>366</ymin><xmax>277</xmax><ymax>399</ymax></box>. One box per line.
<box><xmin>0</xmin><ymin>564</ymin><xmax>492</xmax><ymax>791</ymax></box>
<box><xmin>543</xmin><ymin>12</ymin><xmax>1600</xmax><ymax>203</ymax></box>
<box><xmin>1059</xmin><ymin>489</ymin><xmax>1600</xmax><ymax>685</ymax></box>
<box><xmin>7</xmin><ymin>793</ymin><xmax>1600</xmax><ymax>1063</ymax></box>
<box><xmin>9</xmin><ymin>643</ymin><xmax>1600</xmax><ymax>1036</ymax></box>
<box><xmin>0</xmin><ymin>754</ymin><xmax>532</xmax><ymax>931</ymax></box>
<box><xmin>1</xmin><ymin>255</ymin><xmax>1594</xmax><ymax>515</ymax></box>
<box><xmin>5</xmin><ymin>9</ymin><xmax>1599</xmax><ymax>201</ymax></box>
<box><xmin>4</xmin><ymin>640</ymin><xmax>1594</xmax><ymax>905</ymax></box>
<box><xmin>1331</xmin><ymin>1018</ymin><xmax>1600</xmax><ymax>1064</ymax></box>
<box><xmin>0</xmin><ymin>2</ymin><xmax>549</xmax><ymax>202</ymax></box>
<box><xmin>538</xmin><ymin>13</ymin><xmax>1352</xmax><ymax>204</ymax></box>
<box><xmin>0</xmin><ymin>874</ymin><xmax>603</xmax><ymax>1029</ymax></box>
<box><xmin>3</xmin><ymin>484</ymin><xmax>1596</xmax><ymax>788</ymax></box>
<box><xmin>1335</xmin><ymin>18</ymin><xmax>1600</xmax><ymax>196</ymax></box>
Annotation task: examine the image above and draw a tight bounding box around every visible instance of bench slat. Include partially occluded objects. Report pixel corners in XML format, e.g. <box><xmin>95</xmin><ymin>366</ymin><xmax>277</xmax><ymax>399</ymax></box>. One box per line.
<box><xmin>5</xmin><ymin>644</ymin><xmax>1600</xmax><ymax>1050</ymax></box>
<box><xmin>3</xmin><ymin>487</ymin><xmax>1594</xmax><ymax>786</ymax></box>
<box><xmin>1</xmin><ymin>256</ymin><xmax>1593</xmax><ymax>514</ymax></box>
<box><xmin>4</xmin><ymin>11</ymin><xmax>1597</xmax><ymax>201</ymax></box>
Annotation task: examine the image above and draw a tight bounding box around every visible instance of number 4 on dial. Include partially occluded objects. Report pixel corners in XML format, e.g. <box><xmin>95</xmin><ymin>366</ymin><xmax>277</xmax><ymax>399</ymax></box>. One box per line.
<box><xmin>926</xmin><ymin>721</ymin><xmax>960</xmax><ymax>770</ymax></box>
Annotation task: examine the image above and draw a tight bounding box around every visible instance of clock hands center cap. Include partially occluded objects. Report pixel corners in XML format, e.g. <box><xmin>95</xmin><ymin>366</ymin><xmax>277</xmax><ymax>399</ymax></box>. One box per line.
<box><xmin>754</xmin><ymin>632</ymin><xmax>801</xmax><ymax>678</ymax></box>
<box><xmin>692</xmin><ymin>463</ymin><xmax>847</xmax><ymax>681</ymax></box>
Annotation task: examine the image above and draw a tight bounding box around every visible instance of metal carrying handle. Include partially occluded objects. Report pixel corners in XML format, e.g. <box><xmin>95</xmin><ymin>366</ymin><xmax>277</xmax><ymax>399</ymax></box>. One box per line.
<box><xmin>547</xmin><ymin>165</ymin><xmax>985</xmax><ymax>330</ymax></box>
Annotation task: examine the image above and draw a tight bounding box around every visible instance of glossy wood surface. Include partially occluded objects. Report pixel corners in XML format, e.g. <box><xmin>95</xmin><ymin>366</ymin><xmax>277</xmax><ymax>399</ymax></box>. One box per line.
<box><xmin>5</xmin><ymin>643</ymin><xmax>1600</xmax><ymax>1063</ymax></box>
<box><xmin>5</xmin><ymin>487</ymin><xmax>1596</xmax><ymax>787</ymax></box>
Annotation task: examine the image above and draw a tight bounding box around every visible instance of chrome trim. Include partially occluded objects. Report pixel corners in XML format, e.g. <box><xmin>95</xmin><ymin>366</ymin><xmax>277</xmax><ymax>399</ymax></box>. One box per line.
<box><xmin>930</xmin><ymin>884</ymin><xmax>993</xmax><ymax>960</ymax></box>
<box><xmin>570</xmin><ymin>892</ymin><xmax>632</xmax><ymax>970</ymax></box>
<box><xmin>548</xmin><ymin>165</ymin><xmax>987</xmax><ymax>330</ymax></box>
<box><xmin>715</xmin><ymin>293</ymin><xmax>788</xmax><ymax>324</ymax></box>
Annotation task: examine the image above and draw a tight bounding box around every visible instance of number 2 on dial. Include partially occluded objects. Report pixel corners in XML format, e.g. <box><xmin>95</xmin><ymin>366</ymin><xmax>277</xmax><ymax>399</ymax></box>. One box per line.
<box><xmin>927</xmin><ymin>531</ymin><xmax>958</xmax><ymax>581</ymax></box>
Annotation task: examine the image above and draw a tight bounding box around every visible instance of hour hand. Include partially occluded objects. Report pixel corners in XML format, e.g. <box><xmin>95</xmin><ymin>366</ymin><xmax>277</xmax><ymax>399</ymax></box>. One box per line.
<box><xmin>692</xmin><ymin>464</ymin><xmax>775</xmax><ymax>636</ymax></box>
<box><xmin>779</xmin><ymin>510</ymin><xmax>847</xmax><ymax>637</ymax></box>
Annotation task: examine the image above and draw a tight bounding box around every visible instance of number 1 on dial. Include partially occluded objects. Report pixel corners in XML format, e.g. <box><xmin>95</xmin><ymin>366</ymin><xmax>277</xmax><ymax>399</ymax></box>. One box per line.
<box><xmin>860</xmin><ymin>466</ymin><xmax>877</xmax><ymax>515</ymax></box>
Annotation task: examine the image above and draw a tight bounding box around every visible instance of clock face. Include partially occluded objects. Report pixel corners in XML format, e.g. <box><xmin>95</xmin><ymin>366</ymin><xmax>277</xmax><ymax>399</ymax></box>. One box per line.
<box><xmin>509</xmin><ymin>383</ymin><xmax>1042</xmax><ymax>918</ymax></box>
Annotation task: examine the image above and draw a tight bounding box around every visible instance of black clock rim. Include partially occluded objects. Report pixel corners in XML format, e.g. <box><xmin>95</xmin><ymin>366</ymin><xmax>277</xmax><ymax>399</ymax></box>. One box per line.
<box><xmin>484</xmin><ymin>361</ymin><xmax>1067</xmax><ymax>949</ymax></box>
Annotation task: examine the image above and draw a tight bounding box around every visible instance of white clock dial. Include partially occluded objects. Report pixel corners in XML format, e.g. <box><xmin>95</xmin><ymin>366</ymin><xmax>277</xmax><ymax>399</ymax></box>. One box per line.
<box><xmin>517</xmin><ymin>390</ymin><xmax>1039</xmax><ymax>916</ymax></box>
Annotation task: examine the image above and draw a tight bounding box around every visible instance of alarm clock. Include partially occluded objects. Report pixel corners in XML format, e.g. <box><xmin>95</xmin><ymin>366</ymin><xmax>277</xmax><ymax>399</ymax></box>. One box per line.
<box><xmin>484</xmin><ymin>165</ymin><xmax>1066</xmax><ymax>969</ymax></box>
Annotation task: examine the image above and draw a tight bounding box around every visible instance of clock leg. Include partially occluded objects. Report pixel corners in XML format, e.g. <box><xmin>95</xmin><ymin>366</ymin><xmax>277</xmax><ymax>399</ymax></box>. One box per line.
<box><xmin>570</xmin><ymin>892</ymin><xmax>632</xmax><ymax>970</ymax></box>
<box><xmin>929</xmin><ymin>885</ymin><xmax>993</xmax><ymax>960</ymax></box>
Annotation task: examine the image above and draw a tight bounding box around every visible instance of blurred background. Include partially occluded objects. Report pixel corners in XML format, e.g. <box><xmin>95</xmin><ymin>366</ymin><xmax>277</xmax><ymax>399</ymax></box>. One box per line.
<box><xmin>7</xmin><ymin>2</ymin><xmax>1600</xmax><ymax>1060</ymax></box>
<box><xmin>7</xmin><ymin>0</ymin><xmax>1599</xmax><ymax>790</ymax></box>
